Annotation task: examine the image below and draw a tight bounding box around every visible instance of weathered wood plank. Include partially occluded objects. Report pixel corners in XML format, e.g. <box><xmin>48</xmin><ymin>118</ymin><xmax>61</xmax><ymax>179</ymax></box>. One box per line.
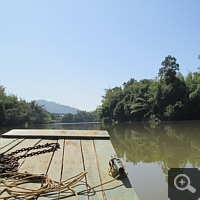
<box><xmin>2</xmin><ymin>129</ymin><xmax>110</xmax><ymax>139</ymax></box>
<box><xmin>0</xmin><ymin>138</ymin><xmax>24</xmax><ymax>154</ymax></box>
<box><xmin>81</xmin><ymin>140</ymin><xmax>103</xmax><ymax>199</ymax></box>
<box><xmin>0</xmin><ymin>138</ymin><xmax>17</xmax><ymax>149</ymax></box>
<box><xmin>5</xmin><ymin>138</ymin><xmax>41</xmax><ymax>167</ymax></box>
<box><xmin>17</xmin><ymin>139</ymin><xmax>55</xmax><ymax>193</ymax></box>
<box><xmin>2</xmin><ymin>139</ymin><xmax>40</xmax><ymax>197</ymax></box>
<box><xmin>19</xmin><ymin>139</ymin><xmax>55</xmax><ymax>174</ymax></box>
<box><xmin>47</xmin><ymin>139</ymin><xmax>64</xmax><ymax>181</ymax></box>
<box><xmin>94</xmin><ymin>140</ymin><xmax>140</xmax><ymax>200</ymax></box>
<box><xmin>39</xmin><ymin>139</ymin><xmax>64</xmax><ymax>200</ymax></box>
<box><xmin>60</xmin><ymin>140</ymin><xmax>88</xmax><ymax>200</ymax></box>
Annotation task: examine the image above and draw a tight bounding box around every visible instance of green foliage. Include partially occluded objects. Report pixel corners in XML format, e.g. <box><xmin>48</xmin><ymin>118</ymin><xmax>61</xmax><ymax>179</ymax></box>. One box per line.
<box><xmin>0</xmin><ymin>86</ymin><xmax>97</xmax><ymax>125</ymax></box>
<box><xmin>61</xmin><ymin>111</ymin><xmax>97</xmax><ymax>123</ymax></box>
<box><xmin>164</xmin><ymin>105</ymin><xmax>175</xmax><ymax>120</ymax></box>
<box><xmin>0</xmin><ymin>87</ymin><xmax>51</xmax><ymax>126</ymax></box>
<box><xmin>113</xmin><ymin>101</ymin><xmax>126</xmax><ymax>122</ymax></box>
<box><xmin>98</xmin><ymin>55</ymin><xmax>200</xmax><ymax>122</ymax></box>
<box><xmin>189</xmin><ymin>84</ymin><xmax>200</xmax><ymax>100</ymax></box>
<box><xmin>98</xmin><ymin>87</ymin><xmax>124</xmax><ymax>122</ymax></box>
<box><xmin>62</xmin><ymin>113</ymin><xmax>73</xmax><ymax>123</ymax></box>
<box><xmin>50</xmin><ymin>113</ymin><xmax>62</xmax><ymax>121</ymax></box>
<box><xmin>159</xmin><ymin>55</ymin><xmax>179</xmax><ymax>77</ymax></box>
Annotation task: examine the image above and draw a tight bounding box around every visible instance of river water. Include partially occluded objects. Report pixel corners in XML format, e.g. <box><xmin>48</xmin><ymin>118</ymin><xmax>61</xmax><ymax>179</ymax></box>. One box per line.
<box><xmin>1</xmin><ymin>120</ymin><xmax>200</xmax><ymax>200</ymax></box>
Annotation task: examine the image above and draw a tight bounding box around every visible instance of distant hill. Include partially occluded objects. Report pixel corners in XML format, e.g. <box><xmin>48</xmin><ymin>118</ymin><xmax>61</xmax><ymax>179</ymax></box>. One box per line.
<box><xmin>36</xmin><ymin>99</ymin><xmax>81</xmax><ymax>114</ymax></box>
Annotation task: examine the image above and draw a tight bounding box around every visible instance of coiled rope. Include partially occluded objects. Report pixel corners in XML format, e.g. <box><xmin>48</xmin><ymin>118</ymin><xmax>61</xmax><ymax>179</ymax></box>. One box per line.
<box><xmin>0</xmin><ymin>158</ymin><xmax>128</xmax><ymax>200</ymax></box>
<box><xmin>108</xmin><ymin>157</ymin><xmax>128</xmax><ymax>178</ymax></box>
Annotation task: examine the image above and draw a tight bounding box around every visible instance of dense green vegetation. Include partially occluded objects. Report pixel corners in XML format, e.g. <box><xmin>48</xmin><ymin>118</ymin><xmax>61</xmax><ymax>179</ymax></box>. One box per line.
<box><xmin>98</xmin><ymin>55</ymin><xmax>200</xmax><ymax>122</ymax></box>
<box><xmin>0</xmin><ymin>86</ymin><xmax>97</xmax><ymax>126</ymax></box>
<box><xmin>61</xmin><ymin>111</ymin><xmax>97</xmax><ymax>123</ymax></box>
<box><xmin>0</xmin><ymin>86</ymin><xmax>51</xmax><ymax>126</ymax></box>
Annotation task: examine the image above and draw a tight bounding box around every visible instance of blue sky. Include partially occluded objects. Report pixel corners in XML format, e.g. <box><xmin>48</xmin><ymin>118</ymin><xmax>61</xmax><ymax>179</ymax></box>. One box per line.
<box><xmin>0</xmin><ymin>1</ymin><xmax>200</xmax><ymax>111</ymax></box>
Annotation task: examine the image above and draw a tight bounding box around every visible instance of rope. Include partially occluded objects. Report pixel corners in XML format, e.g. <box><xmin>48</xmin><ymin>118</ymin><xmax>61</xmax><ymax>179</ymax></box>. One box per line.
<box><xmin>108</xmin><ymin>157</ymin><xmax>128</xmax><ymax>178</ymax></box>
<box><xmin>0</xmin><ymin>158</ymin><xmax>128</xmax><ymax>199</ymax></box>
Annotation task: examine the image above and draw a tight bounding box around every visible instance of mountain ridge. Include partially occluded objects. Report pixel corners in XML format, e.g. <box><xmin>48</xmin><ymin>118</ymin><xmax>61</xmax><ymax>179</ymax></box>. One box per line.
<box><xmin>36</xmin><ymin>99</ymin><xmax>81</xmax><ymax>114</ymax></box>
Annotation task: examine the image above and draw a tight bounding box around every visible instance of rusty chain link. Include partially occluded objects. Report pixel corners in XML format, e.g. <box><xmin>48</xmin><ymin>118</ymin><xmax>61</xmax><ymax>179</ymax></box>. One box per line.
<box><xmin>0</xmin><ymin>142</ymin><xmax>60</xmax><ymax>173</ymax></box>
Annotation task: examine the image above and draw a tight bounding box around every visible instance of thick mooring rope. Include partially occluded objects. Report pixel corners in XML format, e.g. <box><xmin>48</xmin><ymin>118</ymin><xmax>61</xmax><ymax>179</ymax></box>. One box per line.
<box><xmin>0</xmin><ymin>158</ymin><xmax>128</xmax><ymax>200</ymax></box>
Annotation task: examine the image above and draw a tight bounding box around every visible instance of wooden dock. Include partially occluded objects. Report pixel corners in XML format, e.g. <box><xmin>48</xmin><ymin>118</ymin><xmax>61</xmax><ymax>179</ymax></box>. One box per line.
<box><xmin>1</xmin><ymin>129</ymin><xmax>139</xmax><ymax>200</ymax></box>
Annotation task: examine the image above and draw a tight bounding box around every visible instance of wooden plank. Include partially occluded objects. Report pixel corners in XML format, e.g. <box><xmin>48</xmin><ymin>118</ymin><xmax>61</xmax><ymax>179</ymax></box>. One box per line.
<box><xmin>19</xmin><ymin>139</ymin><xmax>55</xmax><ymax>174</ymax></box>
<box><xmin>46</xmin><ymin>139</ymin><xmax>64</xmax><ymax>181</ymax></box>
<box><xmin>0</xmin><ymin>138</ymin><xmax>17</xmax><ymax>149</ymax></box>
<box><xmin>2</xmin><ymin>129</ymin><xmax>110</xmax><ymax>139</ymax></box>
<box><xmin>94</xmin><ymin>140</ymin><xmax>140</xmax><ymax>200</ymax></box>
<box><xmin>39</xmin><ymin>139</ymin><xmax>64</xmax><ymax>200</ymax></box>
<box><xmin>81</xmin><ymin>140</ymin><xmax>103</xmax><ymax>199</ymax></box>
<box><xmin>0</xmin><ymin>138</ymin><xmax>24</xmax><ymax>154</ymax></box>
<box><xmin>60</xmin><ymin>139</ymin><xmax>88</xmax><ymax>200</ymax></box>
<box><xmin>5</xmin><ymin>138</ymin><xmax>41</xmax><ymax>167</ymax></box>
<box><xmin>16</xmin><ymin>139</ymin><xmax>55</xmax><ymax>194</ymax></box>
<box><xmin>0</xmin><ymin>138</ymin><xmax>42</xmax><ymax>199</ymax></box>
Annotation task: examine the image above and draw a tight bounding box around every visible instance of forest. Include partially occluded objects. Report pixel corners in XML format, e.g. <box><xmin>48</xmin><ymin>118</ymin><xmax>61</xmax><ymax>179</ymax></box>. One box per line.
<box><xmin>0</xmin><ymin>86</ymin><xmax>97</xmax><ymax>126</ymax></box>
<box><xmin>0</xmin><ymin>86</ymin><xmax>51</xmax><ymax>126</ymax></box>
<box><xmin>97</xmin><ymin>55</ymin><xmax>200</xmax><ymax>122</ymax></box>
<box><xmin>49</xmin><ymin>111</ymin><xmax>97</xmax><ymax>123</ymax></box>
<box><xmin>61</xmin><ymin>111</ymin><xmax>97</xmax><ymax>123</ymax></box>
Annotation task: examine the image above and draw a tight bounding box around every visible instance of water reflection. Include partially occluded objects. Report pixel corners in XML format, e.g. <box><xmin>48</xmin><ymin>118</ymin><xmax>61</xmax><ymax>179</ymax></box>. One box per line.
<box><xmin>107</xmin><ymin>121</ymin><xmax>200</xmax><ymax>176</ymax></box>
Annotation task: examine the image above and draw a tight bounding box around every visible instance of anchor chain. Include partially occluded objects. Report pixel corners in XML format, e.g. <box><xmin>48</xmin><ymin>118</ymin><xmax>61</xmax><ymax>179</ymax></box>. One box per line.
<box><xmin>0</xmin><ymin>142</ymin><xmax>60</xmax><ymax>173</ymax></box>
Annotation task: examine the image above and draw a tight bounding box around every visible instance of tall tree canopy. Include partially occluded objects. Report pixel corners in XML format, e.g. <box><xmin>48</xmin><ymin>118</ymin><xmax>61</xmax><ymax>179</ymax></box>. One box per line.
<box><xmin>98</xmin><ymin>55</ymin><xmax>200</xmax><ymax>122</ymax></box>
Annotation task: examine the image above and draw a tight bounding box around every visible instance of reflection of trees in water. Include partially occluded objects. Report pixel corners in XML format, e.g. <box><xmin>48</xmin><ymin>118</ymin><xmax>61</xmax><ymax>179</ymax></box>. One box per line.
<box><xmin>108</xmin><ymin>121</ymin><xmax>200</xmax><ymax>176</ymax></box>
<box><xmin>26</xmin><ymin>122</ymin><xmax>104</xmax><ymax>130</ymax></box>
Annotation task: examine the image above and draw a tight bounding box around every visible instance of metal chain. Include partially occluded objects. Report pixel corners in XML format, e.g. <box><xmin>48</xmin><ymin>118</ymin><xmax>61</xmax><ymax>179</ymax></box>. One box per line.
<box><xmin>0</xmin><ymin>142</ymin><xmax>60</xmax><ymax>173</ymax></box>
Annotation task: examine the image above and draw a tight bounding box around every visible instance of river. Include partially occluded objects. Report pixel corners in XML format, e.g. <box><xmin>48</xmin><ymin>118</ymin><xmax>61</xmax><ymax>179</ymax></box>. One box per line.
<box><xmin>1</xmin><ymin>120</ymin><xmax>200</xmax><ymax>200</ymax></box>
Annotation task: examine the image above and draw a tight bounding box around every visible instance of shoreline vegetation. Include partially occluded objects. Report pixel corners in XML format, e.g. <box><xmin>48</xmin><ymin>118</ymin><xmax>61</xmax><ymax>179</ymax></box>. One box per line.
<box><xmin>0</xmin><ymin>87</ymin><xmax>97</xmax><ymax>127</ymax></box>
<box><xmin>1</xmin><ymin>55</ymin><xmax>199</xmax><ymax>127</ymax></box>
<box><xmin>97</xmin><ymin>55</ymin><xmax>200</xmax><ymax>123</ymax></box>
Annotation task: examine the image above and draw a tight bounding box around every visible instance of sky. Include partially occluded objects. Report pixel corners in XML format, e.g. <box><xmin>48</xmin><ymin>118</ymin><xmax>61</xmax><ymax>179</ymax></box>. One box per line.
<box><xmin>0</xmin><ymin>1</ymin><xmax>200</xmax><ymax>111</ymax></box>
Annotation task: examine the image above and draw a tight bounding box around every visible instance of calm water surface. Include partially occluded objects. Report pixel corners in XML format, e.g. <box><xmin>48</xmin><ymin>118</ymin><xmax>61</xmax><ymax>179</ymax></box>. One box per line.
<box><xmin>1</xmin><ymin>121</ymin><xmax>200</xmax><ymax>200</ymax></box>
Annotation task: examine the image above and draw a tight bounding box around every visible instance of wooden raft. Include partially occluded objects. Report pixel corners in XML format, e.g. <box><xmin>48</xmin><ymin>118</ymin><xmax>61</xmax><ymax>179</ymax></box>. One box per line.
<box><xmin>1</xmin><ymin>129</ymin><xmax>139</xmax><ymax>200</ymax></box>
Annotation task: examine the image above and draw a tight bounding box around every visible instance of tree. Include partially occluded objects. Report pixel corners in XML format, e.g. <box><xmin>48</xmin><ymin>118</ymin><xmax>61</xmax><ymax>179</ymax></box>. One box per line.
<box><xmin>26</xmin><ymin>101</ymin><xmax>51</xmax><ymax>124</ymax></box>
<box><xmin>123</xmin><ymin>78</ymin><xmax>137</xmax><ymax>90</ymax></box>
<box><xmin>159</xmin><ymin>55</ymin><xmax>179</xmax><ymax>78</ymax></box>
<box><xmin>98</xmin><ymin>87</ymin><xmax>124</xmax><ymax>122</ymax></box>
<box><xmin>62</xmin><ymin>113</ymin><xmax>74</xmax><ymax>123</ymax></box>
<box><xmin>0</xmin><ymin>86</ymin><xmax>51</xmax><ymax>126</ymax></box>
<box><xmin>158</xmin><ymin>56</ymin><xmax>187</xmax><ymax>118</ymax></box>
<box><xmin>51</xmin><ymin>113</ymin><xmax>62</xmax><ymax>121</ymax></box>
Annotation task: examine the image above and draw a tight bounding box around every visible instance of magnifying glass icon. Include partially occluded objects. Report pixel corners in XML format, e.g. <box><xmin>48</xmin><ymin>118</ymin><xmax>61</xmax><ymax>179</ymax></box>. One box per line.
<box><xmin>174</xmin><ymin>174</ymin><xmax>196</xmax><ymax>193</ymax></box>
